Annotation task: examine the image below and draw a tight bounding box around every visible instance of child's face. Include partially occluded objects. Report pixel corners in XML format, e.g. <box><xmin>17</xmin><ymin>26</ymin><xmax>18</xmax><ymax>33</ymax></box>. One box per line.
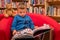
<box><xmin>6</xmin><ymin>4</ymin><xmax>12</xmax><ymax>9</ymax></box>
<box><xmin>18</xmin><ymin>8</ymin><xmax>27</xmax><ymax>17</ymax></box>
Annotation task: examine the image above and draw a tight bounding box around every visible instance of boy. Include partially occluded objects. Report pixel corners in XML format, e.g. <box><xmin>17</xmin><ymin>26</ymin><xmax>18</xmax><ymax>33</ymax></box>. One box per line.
<box><xmin>11</xmin><ymin>2</ymin><xmax>34</xmax><ymax>40</ymax></box>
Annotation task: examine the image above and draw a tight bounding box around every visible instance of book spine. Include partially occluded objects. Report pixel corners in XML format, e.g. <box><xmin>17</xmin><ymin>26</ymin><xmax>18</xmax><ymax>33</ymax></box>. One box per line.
<box><xmin>4</xmin><ymin>0</ymin><xmax>7</xmax><ymax>8</ymax></box>
<box><xmin>42</xmin><ymin>8</ymin><xmax>45</xmax><ymax>15</ymax></box>
<box><xmin>0</xmin><ymin>10</ymin><xmax>1</xmax><ymax>14</ymax></box>
<box><xmin>38</xmin><ymin>0</ymin><xmax>40</xmax><ymax>4</ymax></box>
<box><xmin>12</xmin><ymin>2</ymin><xmax>16</xmax><ymax>8</ymax></box>
<box><xmin>34</xmin><ymin>7</ymin><xmax>39</xmax><ymax>13</ymax></box>
<box><xmin>51</xmin><ymin>6</ymin><xmax>54</xmax><ymax>16</ymax></box>
<box><xmin>0</xmin><ymin>0</ymin><xmax>1</xmax><ymax>8</ymax></box>
<box><xmin>30</xmin><ymin>0</ymin><xmax>34</xmax><ymax>4</ymax></box>
<box><xmin>39</xmin><ymin>7</ymin><xmax>42</xmax><ymax>14</ymax></box>
<box><xmin>54</xmin><ymin>7</ymin><xmax>57</xmax><ymax>16</ymax></box>
<box><xmin>1</xmin><ymin>0</ymin><xmax>5</xmax><ymax>8</ymax></box>
<box><xmin>48</xmin><ymin>6</ymin><xmax>54</xmax><ymax>16</ymax></box>
<box><xmin>34</xmin><ymin>0</ymin><xmax>38</xmax><ymax>4</ymax></box>
<box><xmin>38</xmin><ymin>0</ymin><xmax>45</xmax><ymax>4</ymax></box>
<box><xmin>29</xmin><ymin>7</ymin><xmax>33</xmax><ymax>13</ymax></box>
<box><xmin>42</xmin><ymin>0</ymin><xmax>45</xmax><ymax>4</ymax></box>
<box><xmin>40</xmin><ymin>0</ymin><xmax>42</xmax><ymax>4</ymax></box>
<box><xmin>57</xmin><ymin>7</ymin><xmax>60</xmax><ymax>16</ymax></box>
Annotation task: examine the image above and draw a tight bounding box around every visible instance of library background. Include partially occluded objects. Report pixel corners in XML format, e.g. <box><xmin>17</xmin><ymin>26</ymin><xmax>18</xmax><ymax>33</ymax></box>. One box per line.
<box><xmin>0</xmin><ymin>0</ymin><xmax>60</xmax><ymax>22</ymax></box>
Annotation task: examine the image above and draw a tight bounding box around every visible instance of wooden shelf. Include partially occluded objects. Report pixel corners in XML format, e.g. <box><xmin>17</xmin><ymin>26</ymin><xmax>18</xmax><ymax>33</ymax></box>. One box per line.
<box><xmin>30</xmin><ymin>4</ymin><xmax>45</xmax><ymax>7</ymax></box>
<box><xmin>48</xmin><ymin>16</ymin><xmax>60</xmax><ymax>22</ymax></box>
<box><xmin>12</xmin><ymin>0</ymin><xmax>28</xmax><ymax>2</ymax></box>
<box><xmin>0</xmin><ymin>8</ymin><xmax>6</xmax><ymax>10</ymax></box>
<box><xmin>47</xmin><ymin>1</ymin><xmax>60</xmax><ymax>5</ymax></box>
<box><xmin>0</xmin><ymin>8</ymin><xmax>17</xmax><ymax>10</ymax></box>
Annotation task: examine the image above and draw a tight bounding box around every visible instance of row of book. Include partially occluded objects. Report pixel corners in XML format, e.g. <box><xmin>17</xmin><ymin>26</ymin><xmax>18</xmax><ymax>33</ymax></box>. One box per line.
<box><xmin>0</xmin><ymin>0</ymin><xmax>12</xmax><ymax>8</ymax></box>
<box><xmin>47</xmin><ymin>6</ymin><xmax>60</xmax><ymax>16</ymax></box>
<box><xmin>28</xmin><ymin>7</ymin><xmax>45</xmax><ymax>15</ymax></box>
<box><xmin>30</xmin><ymin>0</ymin><xmax>45</xmax><ymax>5</ymax></box>
<box><xmin>34</xmin><ymin>7</ymin><xmax>45</xmax><ymax>14</ymax></box>
<box><xmin>0</xmin><ymin>0</ymin><xmax>21</xmax><ymax>8</ymax></box>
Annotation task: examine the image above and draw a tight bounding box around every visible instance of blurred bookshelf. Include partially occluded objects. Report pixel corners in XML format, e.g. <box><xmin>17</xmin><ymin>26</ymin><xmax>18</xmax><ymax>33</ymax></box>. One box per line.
<box><xmin>46</xmin><ymin>0</ymin><xmax>60</xmax><ymax>22</ymax></box>
<box><xmin>0</xmin><ymin>0</ymin><xmax>60</xmax><ymax>22</ymax></box>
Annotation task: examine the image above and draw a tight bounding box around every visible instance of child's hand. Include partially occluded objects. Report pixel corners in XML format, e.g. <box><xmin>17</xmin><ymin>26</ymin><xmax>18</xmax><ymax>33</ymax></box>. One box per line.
<box><xmin>35</xmin><ymin>26</ymin><xmax>38</xmax><ymax>29</ymax></box>
<box><xmin>27</xmin><ymin>29</ymin><xmax>33</xmax><ymax>35</ymax></box>
<box><xmin>12</xmin><ymin>30</ymin><xmax>17</xmax><ymax>35</ymax></box>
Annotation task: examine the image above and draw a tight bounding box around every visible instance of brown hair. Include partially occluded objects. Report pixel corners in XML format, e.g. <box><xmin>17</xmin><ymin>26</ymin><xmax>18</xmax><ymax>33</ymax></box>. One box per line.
<box><xmin>17</xmin><ymin>2</ymin><xmax>27</xmax><ymax>9</ymax></box>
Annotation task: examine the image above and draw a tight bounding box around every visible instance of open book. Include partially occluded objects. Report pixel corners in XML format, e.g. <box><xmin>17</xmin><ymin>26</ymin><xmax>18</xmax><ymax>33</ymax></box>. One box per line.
<box><xmin>33</xmin><ymin>26</ymin><xmax>50</xmax><ymax>37</ymax></box>
<box><xmin>20</xmin><ymin>24</ymin><xmax>50</xmax><ymax>38</ymax></box>
<box><xmin>14</xmin><ymin>24</ymin><xmax>50</xmax><ymax>40</ymax></box>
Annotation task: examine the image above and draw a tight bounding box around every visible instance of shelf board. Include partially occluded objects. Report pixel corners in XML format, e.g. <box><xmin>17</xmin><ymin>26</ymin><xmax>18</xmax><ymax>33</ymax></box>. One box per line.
<box><xmin>30</xmin><ymin>4</ymin><xmax>45</xmax><ymax>7</ymax></box>
<box><xmin>12</xmin><ymin>0</ymin><xmax>28</xmax><ymax>2</ymax></box>
<box><xmin>48</xmin><ymin>16</ymin><xmax>60</xmax><ymax>22</ymax></box>
<box><xmin>47</xmin><ymin>1</ymin><xmax>60</xmax><ymax>5</ymax></box>
<box><xmin>0</xmin><ymin>8</ymin><xmax>17</xmax><ymax>10</ymax></box>
<box><xmin>0</xmin><ymin>8</ymin><xmax>6</xmax><ymax>10</ymax></box>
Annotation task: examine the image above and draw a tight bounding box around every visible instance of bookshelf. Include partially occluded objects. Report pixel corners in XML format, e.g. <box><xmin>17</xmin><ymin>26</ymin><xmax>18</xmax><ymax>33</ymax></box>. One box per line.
<box><xmin>46</xmin><ymin>0</ymin><xmax>60</xmax><ymax>22</ymax></box>
<box><xmin>0</xmin><ymin>0</ymin><xmax>60</xmax><ymax>22</ymax></box>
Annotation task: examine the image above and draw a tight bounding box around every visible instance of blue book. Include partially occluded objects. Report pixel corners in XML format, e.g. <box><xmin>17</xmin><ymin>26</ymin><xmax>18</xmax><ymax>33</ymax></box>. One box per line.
<box><xmin>30</xmin><ymin>0</ymin><xmax>34</xmax><ymax>4</ymax></box>
<box><xmin>49</xmin><ymin>6</ymin><xmax>54</xmax><ymax>16</ymax></box>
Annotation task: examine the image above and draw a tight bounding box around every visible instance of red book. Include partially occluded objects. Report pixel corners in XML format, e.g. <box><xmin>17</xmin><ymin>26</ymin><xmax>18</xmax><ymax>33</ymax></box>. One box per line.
<box><xmin>34</xmin><ymin>0</ymin><xmax>38</xmax><ymax>4</ymax></box>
